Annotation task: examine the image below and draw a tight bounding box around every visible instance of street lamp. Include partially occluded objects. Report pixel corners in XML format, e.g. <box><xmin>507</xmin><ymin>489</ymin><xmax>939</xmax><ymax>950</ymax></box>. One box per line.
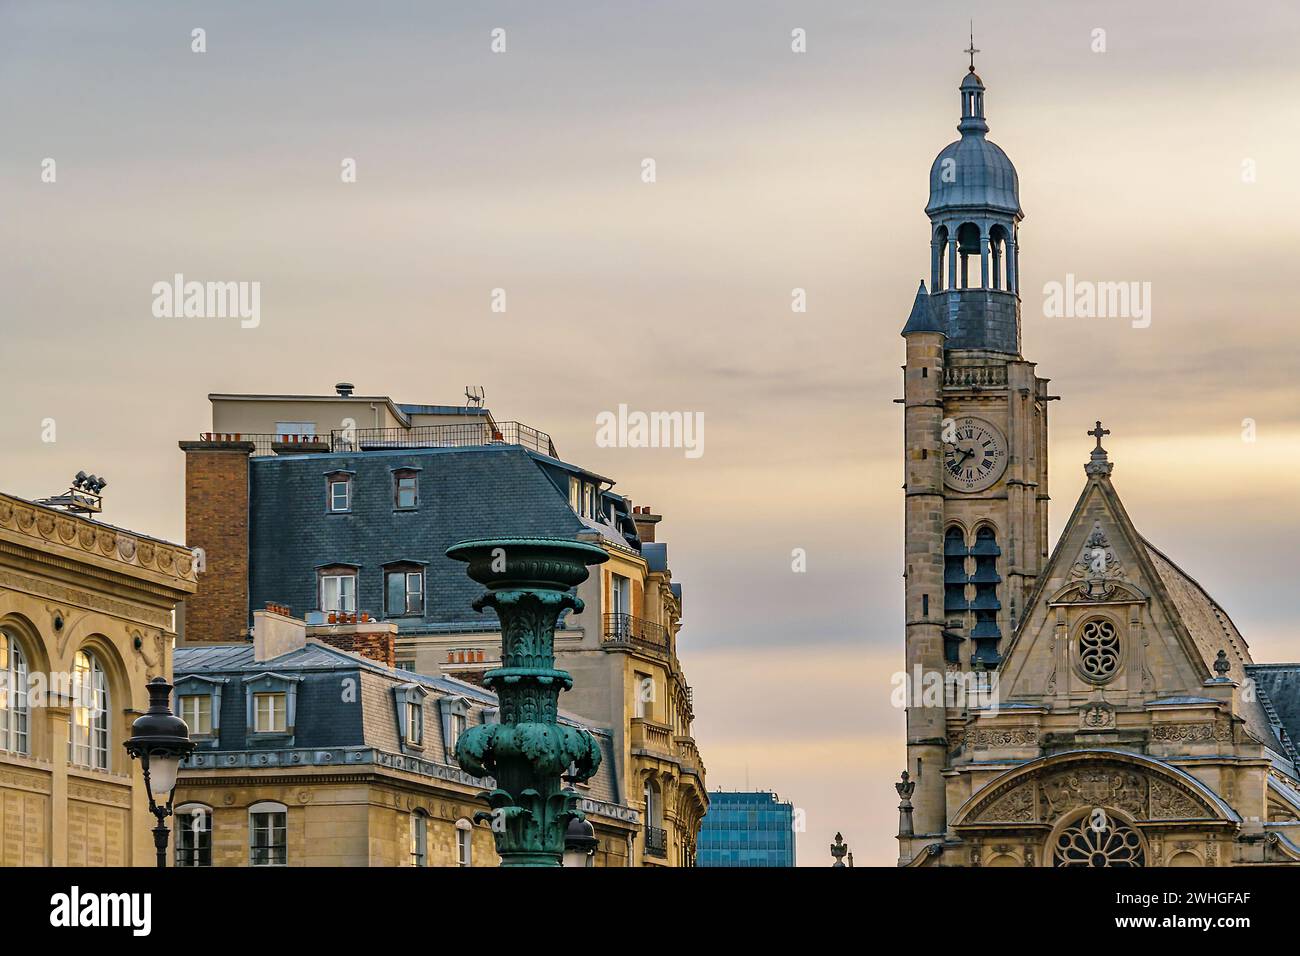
<box><xmin>124</xmin><ymin>676</ymin><xmax>196</xmax><ymax>867</ymax></box>
<box><xmin>563</xmin><ymin>816</ymin><xmax>598</xmax><ymax>868</ymax></box>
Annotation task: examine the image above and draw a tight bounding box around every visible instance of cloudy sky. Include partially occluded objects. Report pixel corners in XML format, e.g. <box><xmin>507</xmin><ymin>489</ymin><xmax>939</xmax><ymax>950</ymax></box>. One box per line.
<box><xmin>4</xmin><ymin>1</ymin><xmax>1299</xmax><ymax>865</ymax></box>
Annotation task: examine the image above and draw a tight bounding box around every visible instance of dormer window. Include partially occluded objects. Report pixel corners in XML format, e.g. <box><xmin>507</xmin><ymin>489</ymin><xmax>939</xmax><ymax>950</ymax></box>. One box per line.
<box><xmin>318</xmin><ymin>566</ymin><xmax>358</xmax><ymax>613</ymax></box>
<box><xmin>385</xmin><ymin>563</ymin><xmax>424</xmax><ymax>617</ymax></box>
<box><xmin>394</xmin><ymin>682</ymin><xmax>430</xmax><ymax>753</ymax></box>
<box><xmin>393</xmin><ymin>469</ymin><xmax>419</xmax><ymax>510</ymax></box>
<box><xmin>569</xmin><ymin>476</ymin><xmax>581</xmax><ymax>512</ymax></box>
<box><xmin>326</xmin><ymin>472</ymin><xmax>352</xmax><ymax>513</ymax></box>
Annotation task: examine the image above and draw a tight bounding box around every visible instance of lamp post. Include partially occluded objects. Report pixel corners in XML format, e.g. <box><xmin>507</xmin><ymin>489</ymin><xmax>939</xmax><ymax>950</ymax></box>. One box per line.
<box><xmin>123</xmin><ymin>676</ymin><xmax>196</xmax><ymax>868</ymax></box>
<box><xmin>563</xmin><ymin>816</ymin><xmax>598</xmax><ymax>867</ymax></box>
<box><xmin>446</xmin><ymin>537</ymin><xmax>609</xmax><ymax>867</ymax></box>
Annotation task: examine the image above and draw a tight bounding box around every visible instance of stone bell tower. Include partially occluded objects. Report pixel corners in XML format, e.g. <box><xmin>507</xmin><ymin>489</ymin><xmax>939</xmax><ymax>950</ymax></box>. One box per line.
<box><xmin>899</xmin><ymin>51</ymin><xmax>1053</xmax><ymax>850</ymax></box>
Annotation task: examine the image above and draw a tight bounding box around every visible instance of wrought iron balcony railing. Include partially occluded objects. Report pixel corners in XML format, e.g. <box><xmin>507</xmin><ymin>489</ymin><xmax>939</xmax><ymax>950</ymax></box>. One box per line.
<box><xmin>602</xmin><ymin>613</ymin><xmax>670</xmax><ymax>653</ymax></box>
<box><xmin>644</xmin><ymin>825</ymin><xmax>668</xmax><ymax>858</ymax></box>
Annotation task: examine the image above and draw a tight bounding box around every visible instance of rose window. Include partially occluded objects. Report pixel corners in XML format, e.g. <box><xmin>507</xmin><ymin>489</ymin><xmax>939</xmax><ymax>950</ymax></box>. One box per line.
<box><xmin>1078</xmin><ymin>618</ymin><xmax>1120</xmax><ymax>682</ymax></box>
<box><xmin>1052</xmin><ymin>813</ymin><xmax>1145</xmax><ymax>867</ymax></box>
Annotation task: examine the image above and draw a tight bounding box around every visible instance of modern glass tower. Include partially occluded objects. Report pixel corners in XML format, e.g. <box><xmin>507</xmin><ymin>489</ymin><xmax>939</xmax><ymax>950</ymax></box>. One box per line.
<box><xmin>695</xmin><ymin>790</ymin><xmax>795</xmax><ymax>867</ymax></box>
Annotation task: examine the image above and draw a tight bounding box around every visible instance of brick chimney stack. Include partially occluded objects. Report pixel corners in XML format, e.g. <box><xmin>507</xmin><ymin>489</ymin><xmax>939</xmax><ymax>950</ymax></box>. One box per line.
<box><xmin>309</xmin><ymin>619</ymin><xmax>398</xmax><ymax>668</ymax></box>
<box><xmin>631</xmin><ymin>505</ymin><xmax>662</xmax><ymax>544</ymax></box>
<box><xmin>179</xmin><ymin>439</ymin><xmax>255</xmax><ymax>644</ymax></box>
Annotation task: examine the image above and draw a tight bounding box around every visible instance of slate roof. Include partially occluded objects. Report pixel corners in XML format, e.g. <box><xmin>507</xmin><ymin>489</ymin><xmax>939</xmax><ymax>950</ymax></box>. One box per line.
<box><xmin>174</xmin><ymin>641</ymin><xmax>623</xmax><ymax>807</ymax></box>
<box><xmin>1144</xmin><ymin>540</ymin><xmax>1298</xmax><ymax>769</ymax></box>
<box><xmin>248</xmin><ymin>444</ymin><xmax>588</xmax><ymax>629</ymax></box>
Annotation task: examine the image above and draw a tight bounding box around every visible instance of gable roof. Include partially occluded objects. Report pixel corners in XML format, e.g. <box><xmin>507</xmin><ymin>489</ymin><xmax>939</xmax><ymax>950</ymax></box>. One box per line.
<box><xmin>1000</xmin><ymin>459</ymin><xmax>1297</xmax><ymax>773</ymax></box>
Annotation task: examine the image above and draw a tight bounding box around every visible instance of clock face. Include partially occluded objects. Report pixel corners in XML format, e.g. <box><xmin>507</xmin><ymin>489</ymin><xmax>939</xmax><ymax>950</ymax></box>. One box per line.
<box><xmin>943</xmin><ymin>416</ymin><xmax>1008</xmax><ymax>492</ymax></box>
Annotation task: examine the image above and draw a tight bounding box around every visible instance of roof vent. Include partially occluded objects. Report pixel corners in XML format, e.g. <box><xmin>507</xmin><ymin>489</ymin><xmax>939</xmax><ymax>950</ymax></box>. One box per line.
<box><xmin>335</xmin><ymin>382</ymin><xmax>355</xmax><ymax>397</ymax></box>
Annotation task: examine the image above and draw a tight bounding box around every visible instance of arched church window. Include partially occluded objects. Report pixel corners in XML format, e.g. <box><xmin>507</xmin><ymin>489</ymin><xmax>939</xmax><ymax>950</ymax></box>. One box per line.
<box><xmin>1077</xmin><ymin>618</ymin><xmax>1121</xmax><ymax>682</ymax></box>
<box><xmin>1052</xmin><ymin>812</ymin><xmax>1144</xmax><ymax>867</ymax></box>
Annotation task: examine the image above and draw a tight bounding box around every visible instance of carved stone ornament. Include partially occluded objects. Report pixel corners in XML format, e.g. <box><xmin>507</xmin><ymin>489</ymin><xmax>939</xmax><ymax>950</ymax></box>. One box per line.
<box><xmin>963</xmin><ymin>758</ymin><xmax>1220</xmax><ymax>827</ymax></box>
<box><xmin>1068</xmin><ymin>522</ymin><xmax>1125</xmax><ymax>599</ymax></box>
<box><xmin>1080</xmin><ymin>702</ymin><xmax>1116</xmax><ymax>730</ymax></box>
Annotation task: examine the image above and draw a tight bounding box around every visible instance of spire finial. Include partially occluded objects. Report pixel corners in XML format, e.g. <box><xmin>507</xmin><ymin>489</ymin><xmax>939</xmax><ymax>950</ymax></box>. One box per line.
<box><xmin>1085</xmin><ymin>421</ymin><xmax>1114</xmax><ymax>477</ymax></box>
<box><xmin>965</xmin><ymin>22</ymin><xmax>979</xmax><ymax>73</ymax></box>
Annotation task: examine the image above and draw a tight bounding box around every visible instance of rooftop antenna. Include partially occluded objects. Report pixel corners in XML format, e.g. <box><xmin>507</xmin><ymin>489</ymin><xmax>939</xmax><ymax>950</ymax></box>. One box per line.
<box><xmin>464</xmin><ymin>385</ymin><xmax>485</xmax><ymax>409</ymax></box>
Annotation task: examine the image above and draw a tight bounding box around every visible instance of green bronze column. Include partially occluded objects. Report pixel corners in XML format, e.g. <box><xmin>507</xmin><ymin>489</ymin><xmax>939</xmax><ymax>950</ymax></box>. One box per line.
<box><xmin>446</xmin><ymin>537</ymin><xmax>609</xmax><ymax>867</ymax></box>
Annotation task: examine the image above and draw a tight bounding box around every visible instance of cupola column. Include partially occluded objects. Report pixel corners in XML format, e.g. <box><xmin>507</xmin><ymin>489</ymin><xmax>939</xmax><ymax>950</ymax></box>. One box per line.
<box><xmin>980</xmin><ymin>234</ymin><xmax>990</xmax><ymax>289</ymax></box>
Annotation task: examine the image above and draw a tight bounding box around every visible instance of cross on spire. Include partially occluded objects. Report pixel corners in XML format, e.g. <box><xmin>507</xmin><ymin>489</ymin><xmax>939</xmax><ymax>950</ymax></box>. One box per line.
<box><xmin>964</xmin><ymin>22</ymin><xmax>979</xmax><ymax>73</ymax></box>
<box><xmin>1088</xmin><ymin>420</ymin><xmax>1110</xmax><ymax>449</ymax></box>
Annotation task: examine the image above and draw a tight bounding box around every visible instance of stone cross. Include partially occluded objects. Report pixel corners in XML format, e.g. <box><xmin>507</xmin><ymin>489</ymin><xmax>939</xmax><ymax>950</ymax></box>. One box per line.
<box><xmin>1088</xmin><ymin>420</ymin><xmax>1111</xmax><ymax>449</ymax></box>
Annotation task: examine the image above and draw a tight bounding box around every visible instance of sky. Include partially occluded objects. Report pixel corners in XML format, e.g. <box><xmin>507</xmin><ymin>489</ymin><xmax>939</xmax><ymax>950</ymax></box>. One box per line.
<box><xmin>3</xmin><ymin>1</ymin><xmax>1300</xmax><ymax>866</ymax></box>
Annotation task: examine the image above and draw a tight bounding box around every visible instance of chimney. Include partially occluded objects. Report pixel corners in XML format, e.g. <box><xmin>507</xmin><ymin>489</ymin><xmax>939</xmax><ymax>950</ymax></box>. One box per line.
<box><xmin>632</xmin><ymin>505</ymin><xmax>662</xmax><ymax>544</ymax></box>
<box><xmin>308</xmin><ymin>618</ymin><xmax>397</xmax><ymax>668</ymax></box>
<box><xmin>253</xmin><ymin>605</ymin><xmax>307</xmax><ymax>661</ymax></box>
<box><xmin>179</xmin><ymin>438</ymin><xmax>255</xmax><ymax>644</ymax></box>
<box><xmin>335</xmin><ymin>382</ymin><xmax>355</xmax><ymax>397</ymax></box>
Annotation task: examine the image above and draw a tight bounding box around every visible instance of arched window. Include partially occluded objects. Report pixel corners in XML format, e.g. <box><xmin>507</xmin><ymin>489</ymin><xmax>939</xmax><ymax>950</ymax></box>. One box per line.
<box><xmin>956</xmin><ymin>223</ymin><xmax>981</xmax><ymax>289</ymax></box>
<box><xmin>0</xmin><ymin>630</ymin><xmax>29</xmax><ymax>755</ymax></box>
<box><xmin>69</xmin><ymin>650</ymin><xmax>109</xmax><ymax>770</ymax></box>
<box><xmin>249</xmin><ymin>801</ymin><xmax>288</xmax><ymax>866</ymax></box>
<box><xmin>175</xmin><ymin>804</ymin><xmax>213</xmax><ymax>867</ymax></box>
<box><xmin>1052</xmin><ymin>811</ymin><xmax>1145</xmax><ymax>867</ymax></box>
<box><xmin>933</xmin><ymin>225</ymin><xmax>950</xmax><ymax>291</ymax></box>
<box><xmin>410</xmin><ymin>810</ymin><xmax>428</xmax><ymax>867</ymax></box>
<box><xmin>988</xmin><ymin>224</ymin><xmax>1009</xmax><ymax>291</ymax></box>
<box><xmin>455</xmin><ymin>817</ymin><xmax>473</xmax><ymax>867</ymax></box>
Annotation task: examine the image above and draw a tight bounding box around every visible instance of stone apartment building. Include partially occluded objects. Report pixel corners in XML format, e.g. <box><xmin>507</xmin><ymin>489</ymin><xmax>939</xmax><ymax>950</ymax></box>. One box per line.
<box><xmin>171</xmin><ymin>607</ymin><xmax>638</xmax><ymax>866</ymax></box>
<box><xmin>179</xmin><ymin>385</ymin><xmax>707</xmax><ymax>865</ymax></box>
<box><xmin>0</xmin><ymin>488</ymin><xmax>197</xmax><ymax>865</ymax></box>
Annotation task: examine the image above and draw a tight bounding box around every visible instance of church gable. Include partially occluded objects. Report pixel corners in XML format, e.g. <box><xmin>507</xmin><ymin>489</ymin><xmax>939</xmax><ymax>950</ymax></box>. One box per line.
<box><xmin>997</xmin><ymin>459</ymin><xmax>1214</xmax><ymax>706</ymax></box>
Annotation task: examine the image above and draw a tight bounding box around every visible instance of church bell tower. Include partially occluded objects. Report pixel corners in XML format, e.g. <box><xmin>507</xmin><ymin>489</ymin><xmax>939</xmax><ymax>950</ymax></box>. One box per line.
<box><xmin>899</xmin><ymin>52</ymin><xmax>1053</xmax><ymax>847</ymax></box>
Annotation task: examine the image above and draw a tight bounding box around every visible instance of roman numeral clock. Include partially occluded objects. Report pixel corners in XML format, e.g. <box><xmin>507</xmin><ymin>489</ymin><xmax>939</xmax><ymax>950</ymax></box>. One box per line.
<box><xmin>942</xmin><ymin>416</ymin><xmax>1008</xmax><ymax>492</ymax></box>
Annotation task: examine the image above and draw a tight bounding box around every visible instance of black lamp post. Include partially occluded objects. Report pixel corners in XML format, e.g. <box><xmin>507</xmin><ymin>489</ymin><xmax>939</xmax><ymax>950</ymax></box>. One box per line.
<box><xmin>563</xmin><ymin>815</ymin><xmax>598</xmax><ymax>868</ymax></box>
<box><xmin>124</xmin><ymin>676</ymin><xmax>196</xmax><ymax>868</ymax></box>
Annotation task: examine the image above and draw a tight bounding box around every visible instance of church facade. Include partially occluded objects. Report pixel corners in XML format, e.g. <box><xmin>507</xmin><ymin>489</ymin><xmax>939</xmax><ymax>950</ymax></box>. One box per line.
<box><xmin>897</xmin><ymin>62</ymin><xmax>1300</xmax><ymax>867</ymax></box>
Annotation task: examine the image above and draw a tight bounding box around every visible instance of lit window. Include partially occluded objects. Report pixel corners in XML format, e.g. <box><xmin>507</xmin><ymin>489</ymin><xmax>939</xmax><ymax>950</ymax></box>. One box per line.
<box><xmin>327</xmin><ymin>476</ymin><xmax>351</xmax><ymax>512</ymax></box>
<box><xmin>386</xmin><ymin>569</ymin><xmax>424</xmax><ymax>616</ymax></box>
<box><xmin>582</xmin><ymin>483</ymin><xmax>594</xmax><ymax>518</ymax></box>
<box><xmin>456</xmin><ymin>819</ymin><xmax>473</xmax><ymax>866</ymax></box>
<box><xmin>253</xmin><ymin>692</ymin><xmax>287</xmax><ymax>733</ymax></box>
<box><xmin>569</xmin><ymin>477</ymin><xmax>581</xmax><ymax>513</ymax></box>
<box><xmin>410</xmin><ymin>811</ymin><xmax>428</xmax><ymax>867</ymax></box>
<box><xmin>69</xmin><ymin>650</ymin><xmax>109</xmax><ymax>770</ymax></box>
<box><xmin>394</xmin><ymin>471</ymin><xmax>418</xmax><ymax>510</ymax></box>
<box><xmin>175</xmin><ymin>805</ymin><xmax>212</xmax><ymax>867</ymax></box>
<box><xmin>320</xmin><ymin>572</ymin><xmax>357</xmax><ymax>613</ymax></box>
<box><xmin>0</xmin><ymin>631</ymin><xmax>29</xmax><ymax>755</ymax></box>
<box><xmin>249</xmin><ymin>803</ymin><xmax>287</xmax><ymax>866</ymax></box>
<box><xmin>179</xmin><ymin>694</ymin><xmax>212</xmax><ymax>736</ymax></box>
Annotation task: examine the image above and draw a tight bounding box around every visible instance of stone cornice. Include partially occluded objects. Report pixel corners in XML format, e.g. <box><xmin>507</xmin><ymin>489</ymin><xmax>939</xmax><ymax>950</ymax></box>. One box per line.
<box><xmin>0</xmin><ymin>493</ymin><xmax>198</xmax><ymax>603</ymax></box>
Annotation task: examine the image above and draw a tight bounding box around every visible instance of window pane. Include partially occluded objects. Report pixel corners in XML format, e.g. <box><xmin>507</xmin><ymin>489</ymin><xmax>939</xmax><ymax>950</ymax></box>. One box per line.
<box><xmin>396</xmin><ymin>475</ymin><xmax>417</xmax><ymax>508</ymax></box>
<box><xmin>406</xmin><ymin>572</ymin><xmax>423</xmax><ymax>614</ymax></box>
<box><xmin>386</xmin><ymin>573</ymin><xmax>404</xmax><ymax>615</ymax></box>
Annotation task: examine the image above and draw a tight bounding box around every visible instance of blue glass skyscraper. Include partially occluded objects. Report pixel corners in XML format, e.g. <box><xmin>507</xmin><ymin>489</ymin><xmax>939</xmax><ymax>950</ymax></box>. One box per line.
<box><xmin>696</xmin><ymin>790</ymin><xmax>796</xmax><ymax>867</ymax></box>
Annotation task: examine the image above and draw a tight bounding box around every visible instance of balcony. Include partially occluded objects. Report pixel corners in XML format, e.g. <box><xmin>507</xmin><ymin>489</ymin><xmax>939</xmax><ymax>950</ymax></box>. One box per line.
<box><xmin>631</xmin><ymin>717</ymin><xmax>674</xmax><ymax>756</ymax></box>
<box><xmin>603</xmin><ymin>613</ymin><xmax>671</xmax><ymax>656</ymax></box>
<box><xmin>644</xmin><ymin>825</ymin><xmax>668</xmax><ymax>858</ymax></box>
<box><xmin>195</xmin><ymin>421</ymin><xmax>557</xmax><ymax>459</ymax></box>
<box><xmin>675</xmin><ymin>734</ymin><xmax>706</xmax><ymax>781</ymax></box>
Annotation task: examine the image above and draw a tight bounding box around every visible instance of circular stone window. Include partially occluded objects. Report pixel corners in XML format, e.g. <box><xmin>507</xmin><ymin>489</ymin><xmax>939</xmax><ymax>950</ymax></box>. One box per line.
<box><xmin>1052</xmin><ymin>812</ymin><xmax>1144</xmax><ymax>867</ymax></box>
<box><xmin>1077</xmin><ymin>618</ymin><xmax>1121</xmax><ymax>683</ymax></box>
